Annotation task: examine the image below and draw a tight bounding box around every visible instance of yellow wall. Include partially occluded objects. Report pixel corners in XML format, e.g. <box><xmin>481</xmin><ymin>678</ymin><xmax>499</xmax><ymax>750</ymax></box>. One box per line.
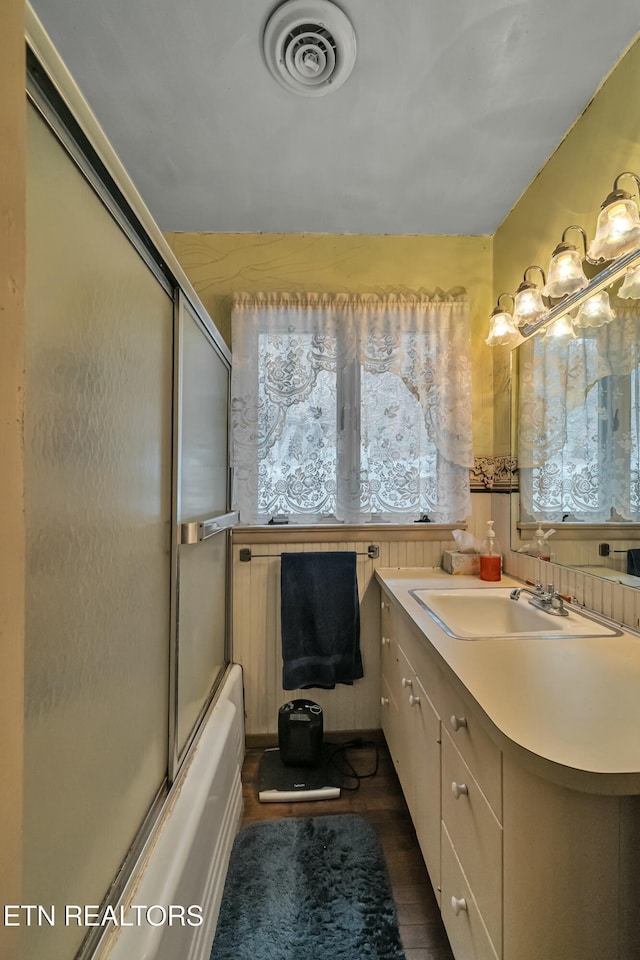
<box><xmin>493</xmin><ymin>34</ymin><xmax>640</xmax><ymax>452</ymax></box>
<box><xmin>165</xmin><ymin>231</ymin><xmax>494</xmax><ymax>454</ymax></box>
<box><xmin>495</xmin><ymin>35</ymin><xmax>640</xmax><ymax>294</ymax></box>
<box><xmin>0</xmin><ymin>0</ymin><xmax>25</xmax><ymax>950</ymax></box>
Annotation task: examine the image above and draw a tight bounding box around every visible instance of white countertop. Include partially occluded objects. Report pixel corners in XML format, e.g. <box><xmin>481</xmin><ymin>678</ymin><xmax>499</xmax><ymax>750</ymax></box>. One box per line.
<box><xmin>375</xmin><ymin>567</ymin><xmax>640</xmax><ymax>794</ymax></box>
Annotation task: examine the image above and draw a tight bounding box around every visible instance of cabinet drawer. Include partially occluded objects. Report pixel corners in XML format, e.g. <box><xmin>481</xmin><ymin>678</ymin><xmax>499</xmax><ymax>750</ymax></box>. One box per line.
<box><xmin>440</xmin><ymin>679</ymin><xmax>502</xmax><ymax>818</ymax></box>
<box><xmin>441</xmin><ymin>823</ymin><xmax>500</xmax><ymax>960</ymax></box>
<box><xmin>442</xmin><ymin>730</ymin><xmax>502</xmax><ymax>953</ymax></box>
<box><xmin>396</xmin><ymin>614</ymin><xmax>440</xmax><ymax>709</ymax></box>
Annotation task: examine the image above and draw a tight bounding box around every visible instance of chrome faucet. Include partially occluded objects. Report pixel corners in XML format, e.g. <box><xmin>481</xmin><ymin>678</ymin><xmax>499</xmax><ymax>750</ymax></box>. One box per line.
<box><xmin>509</xmin><ymin>582</ymin><xmax>545</xmax><ymax>601</ymax></box>
<box><xmin>510</xmin><ymin>582</ymin><xmax>569</xmax><ymax>617</ymax></box>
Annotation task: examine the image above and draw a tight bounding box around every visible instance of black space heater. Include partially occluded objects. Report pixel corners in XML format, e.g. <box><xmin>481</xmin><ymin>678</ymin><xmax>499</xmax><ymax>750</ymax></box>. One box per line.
<box><xmin>257</xmin><ymin>699</ymin><xmax>341</xmax><ymax>802</ymax></box>
<box><xmin>278</xmin><ymin>698</ymin><xmax>324</xmax><ymax>766</ymax></box>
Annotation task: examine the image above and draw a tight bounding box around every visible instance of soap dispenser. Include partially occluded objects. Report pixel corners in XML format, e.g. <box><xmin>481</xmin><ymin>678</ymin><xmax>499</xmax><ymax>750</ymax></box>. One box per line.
<box><xmin>480</xmin><ymin>520</ymin><xmax>502</xmax><ymax>581</ymax></box>
<box><xmin>534</xmin><ymin>525</ymin><xmax>555</xmax><ymax>561</ymax></box>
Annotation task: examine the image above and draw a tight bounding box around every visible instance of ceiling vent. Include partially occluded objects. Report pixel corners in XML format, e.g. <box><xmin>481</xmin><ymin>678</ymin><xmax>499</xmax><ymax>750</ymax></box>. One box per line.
<box><xmin>263</xmin><ymin>0</ymin><xmax>357</xmax><ymax>97</ymax></box>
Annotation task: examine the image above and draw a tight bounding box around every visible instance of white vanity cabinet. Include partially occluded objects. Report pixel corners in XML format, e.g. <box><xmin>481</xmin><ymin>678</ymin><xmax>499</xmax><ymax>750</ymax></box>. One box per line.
<box><xmin>378</xmin><ymin>578</ymin><xmax>640</xmax><ymax>960</ymax></box>
<box><xmin>380</xmin><ymin>596</ymin><xmax>442</xmax><ymax>900</ymax></box>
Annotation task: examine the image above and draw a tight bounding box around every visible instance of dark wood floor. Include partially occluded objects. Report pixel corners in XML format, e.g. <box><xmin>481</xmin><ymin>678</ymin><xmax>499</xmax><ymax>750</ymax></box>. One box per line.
<box><xmin>241</xmin><ymin>736</ymin><xmax>455</xmax><ymax>960</ymax></box>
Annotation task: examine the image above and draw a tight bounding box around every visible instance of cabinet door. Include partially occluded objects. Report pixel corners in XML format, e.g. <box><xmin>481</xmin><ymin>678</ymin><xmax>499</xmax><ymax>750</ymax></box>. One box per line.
<box><xmin>412</xmin><ymin>674</ymin><xmax>441</xmax><ymax>900</ymax></box>
<box><xmin>397</xmin><ymin>613</ymin><xmax>441</xmax><ymax>710</ymax></box>
<box><xmin>380</xmin><ymin>595</ymin><xmax>401</xmax><ymax>691</ymax></box>
<box><xmin>441</xmin><ymin>824</ymin><xmax>500</xmax><ymax>960</ymax></box>
<box><xmin>396</xmin><ymin>646</ymin><xmax>418</xmax><ymax>802</ymax></box>
<box><xmin>381</xmin><ymin>675</ymin><xmax>404</xmax><ymax>778</ymax></box>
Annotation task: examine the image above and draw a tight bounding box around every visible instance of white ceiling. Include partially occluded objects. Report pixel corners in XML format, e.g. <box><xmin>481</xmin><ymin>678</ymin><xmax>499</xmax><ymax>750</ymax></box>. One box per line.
<box><xmin>30</xmin><ymin>0</ymin><xmax>640</xmax><ymax>236</ymax></box>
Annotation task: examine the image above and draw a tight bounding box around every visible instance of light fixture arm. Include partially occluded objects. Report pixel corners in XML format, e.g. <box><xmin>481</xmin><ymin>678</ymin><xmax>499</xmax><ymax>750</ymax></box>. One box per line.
<box><xmin>496</xmin><ymin>292</ymin><xmax>515</xmax><ymax>312</ymax></box>
<box><xmin>522</xmin><ymin>264</ymin><xmax>546</xmax><ymax>287</ymax></box>
<box><xmin>613</xmin><ymin>171</ymin><xmax>640</xmax><ymax>199</ymax></box>
<box><xmin>561</xmin><ymin>224</ymin><xmax>588</xmax><ymax>258</ymax></box>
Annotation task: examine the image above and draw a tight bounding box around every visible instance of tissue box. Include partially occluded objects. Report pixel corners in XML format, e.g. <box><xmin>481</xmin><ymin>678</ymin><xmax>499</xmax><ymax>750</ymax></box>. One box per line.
<box><xmin>442</xmin><ymin>550</ymin><xmax>480</xmax><ymax>575</ymax></box>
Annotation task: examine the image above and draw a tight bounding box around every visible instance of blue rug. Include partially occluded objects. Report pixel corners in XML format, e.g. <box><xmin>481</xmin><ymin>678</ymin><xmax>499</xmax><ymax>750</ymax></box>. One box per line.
<box><xmin>210</xmin><ymin>814</ymin><xmax>406</xmax><ymax>959</ymax></box>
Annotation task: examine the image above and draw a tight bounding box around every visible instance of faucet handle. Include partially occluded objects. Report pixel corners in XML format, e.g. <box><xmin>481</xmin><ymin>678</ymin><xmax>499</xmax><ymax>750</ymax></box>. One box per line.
<box><xmin>551</xmin><ymin>593</ymin><xmax>569</xmax><ymax>616</ymax></box>
<box><xmin>545</xmin><ymin>583</ymin><xmax>554</xmax><ymax>596</ymax></box>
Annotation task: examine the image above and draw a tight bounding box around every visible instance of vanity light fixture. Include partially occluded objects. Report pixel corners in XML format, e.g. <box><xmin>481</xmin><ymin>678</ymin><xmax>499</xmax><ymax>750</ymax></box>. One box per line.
<box><xmin>573</xmin><ymin>289</ymin><xmax>616</xmax><ymax>328</ymax></box>
<box><xmin>587</xmin><ymin>171</ymin><xmax>640</xmax><ymax>262</ymax></box>
<box><xmin>544</xmin><ymin>225</ymin><xmax>589</xmax><ymax>298</ymax></box>
<box><xmin>485</xmin><ymin>293</ymin><xmax>521</xmax><ymax>347</ymax></box>
<box><xmin>513</xmin><ymin>265</ymin><xmax>548</xmax><ymax>328</ymax></box>
<box><xmin>517</xmin><ymin>246</ymin><xmax>640</xmax><ymax>340</ymax></box>
<box><xmin>488</xmin><ymin>171</ymin><xmax>640</xmax><ymax>347</ymax></box>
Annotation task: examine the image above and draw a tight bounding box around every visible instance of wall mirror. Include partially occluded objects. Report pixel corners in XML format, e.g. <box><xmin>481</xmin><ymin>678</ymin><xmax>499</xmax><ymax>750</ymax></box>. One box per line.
<box><xmin>511</xmin><ymin>241</ymin><xmax>640</xmax><ymax>587</ymax></box>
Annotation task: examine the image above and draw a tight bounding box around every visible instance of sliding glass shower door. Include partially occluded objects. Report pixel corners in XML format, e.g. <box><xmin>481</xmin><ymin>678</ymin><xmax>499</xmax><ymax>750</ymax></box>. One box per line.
<box><xmin>172</xmin><ymin>293</ymin><xmax>235</xmax><ymax>767</ymax></box>
<box><xmin>24</xmin><ymin>102</ymin><xmax>174</xmax><ymax>960</ymax></box>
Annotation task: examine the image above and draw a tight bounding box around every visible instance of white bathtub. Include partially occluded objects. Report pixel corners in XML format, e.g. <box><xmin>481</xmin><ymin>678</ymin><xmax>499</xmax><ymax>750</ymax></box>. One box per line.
<box><xmin>97</xmin><ymin>664</ymin><xmax>245</xmax><ymax>960</ymax></box>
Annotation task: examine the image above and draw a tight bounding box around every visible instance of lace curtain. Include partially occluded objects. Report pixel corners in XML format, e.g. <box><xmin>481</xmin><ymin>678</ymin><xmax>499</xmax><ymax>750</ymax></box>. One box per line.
<box><xmin>518</xmin><ymin>302</ymin><xmax>640</xmax><ymax>521</ymax></box>
<box><xmin>231</xmin><ymin>292</ymin><xmax>473</xmax><ymax>524</ymax></box>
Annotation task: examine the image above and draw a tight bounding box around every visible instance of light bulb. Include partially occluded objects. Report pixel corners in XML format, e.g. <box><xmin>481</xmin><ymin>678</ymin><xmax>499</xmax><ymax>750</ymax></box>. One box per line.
<box><xmin>513</xmin><ymin>284</ymin><xmax>546</xmax><ymax>327</ymax></box>
<box><xmin>607</xmin><ymin>201</ymin><xmax>635</xmax><ymax>238</ymax></box>
<box><xmin>544</xmin><ymin>246</ymin><xmax>588</xmax><ymax>298</ymax></box>
<box><xmin>619</xmin><ymin>263</ymin><xmax>640</xmax><ymax>299</ymax></box>
<box><xmin>486</xmin><ymin>310</ymin><xmax>521</xmax><ymax>347</ymax></box>
<box><xmin>544</xmin><ymin>315</ymin><xmax>576</xmax><ymax>342</ymax></box>
<box><xmin>573</xmin><ymin>290</ymin><xmax>616</xmax><ymax>328</ymax></box>
<box><xmin>588</xmin><ymin>195</ymin><xmax>640</xmax><ymax>261</ymax></box>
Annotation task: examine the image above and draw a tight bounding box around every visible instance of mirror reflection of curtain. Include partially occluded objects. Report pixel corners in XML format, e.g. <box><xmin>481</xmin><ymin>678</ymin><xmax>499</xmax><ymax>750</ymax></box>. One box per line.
<box><xmin>519</xmin><ymin>302</ymin><xmax>640</xmax><ymax>521</ymax></box>
<box><xmin>231</xmin><ymin>292</ymin><xmax>473</xmax><ymax>524</ymax></box>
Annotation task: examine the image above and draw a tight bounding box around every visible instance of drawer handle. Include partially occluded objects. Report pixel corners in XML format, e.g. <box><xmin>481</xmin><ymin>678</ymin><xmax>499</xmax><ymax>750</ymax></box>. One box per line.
<box><xmin>408</xmin><ymin>694</ymin><xmax>421</xmax><ymax>707</ymax></box>
<box><xmin>451</xmin><ymin>896</ymin><xmax>467</xmax><ymax>916</ymax></box>
<box><xmin>401</xmin><ymin>677</ymin><xmax>412</xmax><ymax>688</ymax></box>
<box><xmin>450</xmin><ymin>714</ymin><xmax>467</xmax><ymax>732</ymax></box>
<box><xmin>381</xmin><ymin>636</ymin><xmax>391</xmax><ymax>647</ymax></box>
<box><xmin>451</xmin><ymin>781</ymin><xmax>468</xmax><ymax>799</ymax></box>
<box><xmin>381</xmin><ymin>600</ymin><xmax>389</xmax><ymax>610</ymax></box>
<box><xmin>381</xmin><ymin>696</ymin><xmax>389</xmax><ymax>707</ymax></box>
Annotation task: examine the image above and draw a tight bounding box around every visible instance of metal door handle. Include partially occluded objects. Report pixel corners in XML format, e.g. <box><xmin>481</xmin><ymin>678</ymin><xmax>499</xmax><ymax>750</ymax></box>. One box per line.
<box><xmin>180</xmin><ymin>510</ymin><xmax>238</xmax><ymax>544</ymax></box>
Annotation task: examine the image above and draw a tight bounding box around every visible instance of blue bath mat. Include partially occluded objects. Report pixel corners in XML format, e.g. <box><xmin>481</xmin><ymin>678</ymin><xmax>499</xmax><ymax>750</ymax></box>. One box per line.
<box><xmin>210</xmin><ymin>814</ymin><xmax>406</xmax><ymax>959</ymax></box>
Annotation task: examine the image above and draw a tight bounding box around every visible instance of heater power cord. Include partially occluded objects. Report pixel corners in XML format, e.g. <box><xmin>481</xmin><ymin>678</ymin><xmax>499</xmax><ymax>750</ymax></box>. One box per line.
<box><xmin>322</xmin><ymin>738</ymin><xmax>379</xmax><ymax>791</ymax></box>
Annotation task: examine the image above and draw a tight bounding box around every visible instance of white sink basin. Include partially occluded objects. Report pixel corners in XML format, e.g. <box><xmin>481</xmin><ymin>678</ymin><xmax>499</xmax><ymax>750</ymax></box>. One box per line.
<box><xmin>410</xmin><ymin>588</ymin><xmax>621</xmax><ymax>639</ymax></box>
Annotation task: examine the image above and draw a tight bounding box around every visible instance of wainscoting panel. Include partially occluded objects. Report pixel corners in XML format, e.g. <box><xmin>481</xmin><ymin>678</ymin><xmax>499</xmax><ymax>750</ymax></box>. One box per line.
<box><xmin>232</xmin><ymin>536</ymin><xmax>449</xmax><ymax>736</ymax></box>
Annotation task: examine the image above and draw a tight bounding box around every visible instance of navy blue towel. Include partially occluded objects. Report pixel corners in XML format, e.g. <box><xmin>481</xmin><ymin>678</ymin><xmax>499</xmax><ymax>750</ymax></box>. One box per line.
<box><xmin>627</xmin><ymin>549</ymin><xmax>640</xmax><ymax>577</ymax></box>
<box><xmin>280</xmin><ymin>551</ymin><xmax>363</xmax><ymax>691</ymax></box>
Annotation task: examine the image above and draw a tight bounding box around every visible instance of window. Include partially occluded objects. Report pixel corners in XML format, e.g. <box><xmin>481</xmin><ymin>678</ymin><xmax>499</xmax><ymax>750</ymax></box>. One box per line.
<box><xmin>231</xmin><ymin>293</ymin><xmax>473</xmax><ymax>524</ymax></box>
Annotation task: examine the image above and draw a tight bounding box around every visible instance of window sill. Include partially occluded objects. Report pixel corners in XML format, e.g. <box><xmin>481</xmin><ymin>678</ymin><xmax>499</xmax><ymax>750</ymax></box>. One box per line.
<box><xmin>232</xmin><ymin>522</ymin><xmax>464</xmax><ymax>544</ymax></box>
<box><xmin>518</xmin><ymin>522</ymin><xmax>640</xmax><ymax>541</ymax></box>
